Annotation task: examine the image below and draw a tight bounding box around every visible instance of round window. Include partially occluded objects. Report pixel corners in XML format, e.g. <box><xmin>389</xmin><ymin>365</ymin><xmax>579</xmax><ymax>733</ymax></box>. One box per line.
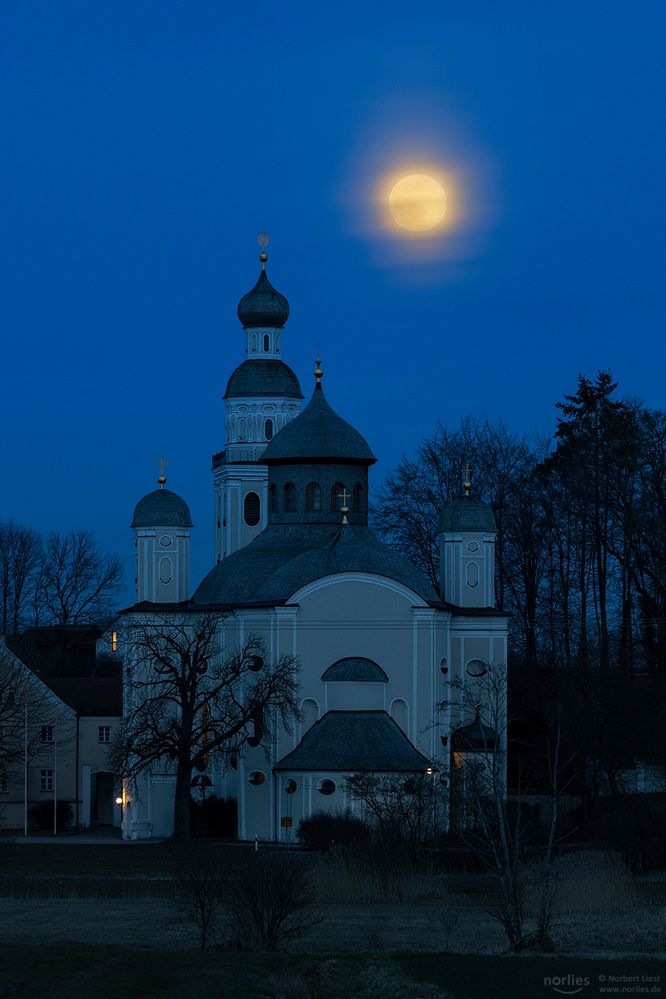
<box><xmin>285</xmin><ymin>779</ymin><xmax>297</xmax><ymax>795</ymax></box>
<box><xmin>318</xmin><ymin>779</ymin><xmax>336</xmax><ymax>796</ymax></box>
<box><xmin>465</xmin><ymin>658</ymin><xmax>488</xmax><ymax>678</ymax></box>
<box><xmin>159</xmin><ymin>535</ymin><xmax>172</xmax><ymax>547</ymax></box>
<box><xmin>248</xmin><ymin>771</ymin><xmax>266</xmax><ymax>786</ymax></box>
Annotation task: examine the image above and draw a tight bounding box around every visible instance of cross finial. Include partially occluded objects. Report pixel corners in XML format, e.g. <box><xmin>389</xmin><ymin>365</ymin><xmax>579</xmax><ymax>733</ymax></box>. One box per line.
<box><xmin>314</xmin><ymin>354</ymin><xmax>323</xmax><ymax>384</ymax></box>
<box><xmin>338</xmin><ymin>487</ymin><xmax>351</xmax><ymax>525</ymax></box>
<box><xmin>258</xmin><ymin>232</ymin><xmax>269</xmax><ymax>270</ymax></box>
<box><xmin>463</xmin><ymin>464</ymin><xmax>472</xmax><ymax>497</ymax></box>
<box><xmin>156</xmin><ymin>456</ymin><xmax>167</xmax><ymax>489</ymax></box>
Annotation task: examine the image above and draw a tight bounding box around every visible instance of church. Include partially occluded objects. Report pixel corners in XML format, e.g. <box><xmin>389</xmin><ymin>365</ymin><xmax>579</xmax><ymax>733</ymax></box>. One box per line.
<box><xmin>118</xmin><ymin>243</ymin><xmax>508</xmax><ymax>841</ymax></box>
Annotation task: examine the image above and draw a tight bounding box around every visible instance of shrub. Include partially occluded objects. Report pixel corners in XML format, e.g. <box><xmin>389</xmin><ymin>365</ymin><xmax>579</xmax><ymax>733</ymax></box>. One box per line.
<box><xmin>29</xmin><ymin>800</ymin><xmax>73</xmax><ymax>831</ymax></box>
<box><xmin>226</xmin><ymin>851</ymin><xmax>318</xmax><ymax>950</ymax></box>
<box><xmin>178</xmin><ymin>853</ymin><xmax>226</xmax><ymax>950</ymax></box>
<box><xmin>297</xmin><ymin>809</ymin><xmax>372</xmax><ymax>852</ymax></box>
<box><xmin>190</xmin><ymin>795</ymin><xmax>237</xmax><ymax>838</ymax></box>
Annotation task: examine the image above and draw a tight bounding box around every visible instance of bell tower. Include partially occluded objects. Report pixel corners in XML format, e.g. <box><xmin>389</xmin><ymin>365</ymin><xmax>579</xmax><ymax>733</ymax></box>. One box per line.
<box><xmin>212</xmin><ymin>236</ymin><xmax>303</xmax><ymax>562</ymax></box>
<box><xmin>438</xmin><ymin>469</ymin><xmax>497</xmax><ymax>609</ymax></box>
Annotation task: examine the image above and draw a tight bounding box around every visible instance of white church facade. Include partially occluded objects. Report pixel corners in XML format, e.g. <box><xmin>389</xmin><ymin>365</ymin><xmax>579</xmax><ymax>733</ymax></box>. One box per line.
<box><xmin>117</xmin><ymin>246</ymin><xmax>508</xmax><ymax>841</ymax></box>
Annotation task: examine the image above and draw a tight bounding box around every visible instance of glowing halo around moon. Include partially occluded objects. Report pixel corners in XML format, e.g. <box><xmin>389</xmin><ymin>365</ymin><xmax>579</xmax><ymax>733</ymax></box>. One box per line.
<box><xmin>388</xmin><ymin>173</ymin><xmax>448</xmax><ymax>232</ymax></box>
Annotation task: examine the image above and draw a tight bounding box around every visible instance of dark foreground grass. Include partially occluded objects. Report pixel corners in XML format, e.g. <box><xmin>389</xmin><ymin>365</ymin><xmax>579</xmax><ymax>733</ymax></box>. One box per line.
<box><xmin>0</xmin><ymin>946</ymin><xmax>663</xmax><ymax>999</ymax></box>
<box><xmin>398</xmin><ymin>953</ymin><xmax>666</xmax><ymax>998</ymax></box>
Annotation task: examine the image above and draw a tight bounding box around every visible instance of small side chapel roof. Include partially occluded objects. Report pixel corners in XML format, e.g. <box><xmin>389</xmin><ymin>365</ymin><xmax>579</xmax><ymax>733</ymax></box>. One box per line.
<box><xmin>274</xmin><ymin>710</ymin><xmax>430</xmax><ymax>772</ymax></box>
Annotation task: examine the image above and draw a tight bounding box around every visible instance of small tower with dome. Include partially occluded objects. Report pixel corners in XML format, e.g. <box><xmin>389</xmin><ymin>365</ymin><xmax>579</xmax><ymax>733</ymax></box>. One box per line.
<box><xmin>131</xmin><ymin>462</ymin><xmax>193</xmax><ymax>603</ymax></box>
<box><xmin>212</xmin><ymin>236</ymin><xmax>303</xmax><ymax>562</ymax></box>
<box><xmin>438</xmin><ymin>467</ymin><xmax>498</xmax><ymax>608</ymax></box>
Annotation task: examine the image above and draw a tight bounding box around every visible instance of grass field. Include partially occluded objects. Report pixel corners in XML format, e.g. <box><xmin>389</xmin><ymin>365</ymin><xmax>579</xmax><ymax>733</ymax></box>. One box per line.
<box><xmin>2</xmin><ymin>842</ymin><xmax>666</xmax><ymax>997</ymax></box>
<box><xmin>0</xmin><ymin>945</ymin><xmax>664</xmax><ymax>999</ymax></box>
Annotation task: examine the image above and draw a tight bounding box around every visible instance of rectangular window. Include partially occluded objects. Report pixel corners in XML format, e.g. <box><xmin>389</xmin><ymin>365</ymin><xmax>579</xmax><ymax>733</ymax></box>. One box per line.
<box><xmin>0</xmin><ymin>771</ymin><xmax>7</xmax><ymax>793</ymax></box>
<box><xmin>0</xmin><ymin>726</ymin><xmax>4</xmax><ymax>741</ymax></box>
<box><xmin>40</xmin><ymin>769</ymin><xmax>53</xmax><ymax>792</ymax></box>
<box><xmin>41</xmin><ymin>725</ymin><xmax>54</xmax><ymax>743</ymax></box>
<box><xmin>98</xmin><ymin>726</ymin><xmax>111</xmax><ymax>744</ymax></box>
<box><xmin>111</xmin><ymin>631</ymin><xmax>118</xmax><ymax>653</ymax></box>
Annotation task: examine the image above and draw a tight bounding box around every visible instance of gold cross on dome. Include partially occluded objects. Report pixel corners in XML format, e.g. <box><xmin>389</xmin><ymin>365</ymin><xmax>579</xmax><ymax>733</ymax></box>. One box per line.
<box><xmin>338</xmin><ymin>488</ymin><xmax>351</xmax><ymax>526</ymax></box>
<box><xmin>156</xmin><ymin>456</ymin><xmax>167</xmax><ymax>489</ymax></box>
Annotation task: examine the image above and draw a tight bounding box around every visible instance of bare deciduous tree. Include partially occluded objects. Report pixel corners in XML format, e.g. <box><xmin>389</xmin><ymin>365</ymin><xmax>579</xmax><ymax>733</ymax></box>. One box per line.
<box><xmin>39</xmin><ymin>530</ymin><xmax>124</xmax><ymax>626</ymax></box>
<box><xmin>114</xmin><ymin>614</ymin><xmax>300</xmax><ymax>838</ymax></box>
<box><xmin>0</xmin><ymin>522</ymin><xmax>43</xmax><ymax>637</ymax></box>
<box><xmin>451</xmin><ymin>667</ymin><xmax>571</xmax><ymax>952</ymax></box>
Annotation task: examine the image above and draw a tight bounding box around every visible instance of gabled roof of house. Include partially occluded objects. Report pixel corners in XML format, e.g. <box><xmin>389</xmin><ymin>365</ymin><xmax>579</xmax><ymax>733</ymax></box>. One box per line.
<box><xmin>45</xmin><ymin>678</ymin><xmax>121</xmax><ymax>717</ymax></box>
<box><xmin>274</xmin><ymin>710</ymin><xmax>430</xmax><ymax>772</ymax></box>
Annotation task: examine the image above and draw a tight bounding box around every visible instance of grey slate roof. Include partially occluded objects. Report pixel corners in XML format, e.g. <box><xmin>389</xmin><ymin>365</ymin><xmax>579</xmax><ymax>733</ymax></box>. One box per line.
<box><xmin>262</xmin><ymin>383</ymin><xmax>376</xmax><ymax>465</ymax></box>
<box><xmin>274</xmin><ymin>710</ymin><xmax>430</xmax><ymax>772</ymax></box>
<box><xmin>191</xmin><ymin>522</ymin><xmax>439</xmax><ymax>606</ymax></box>
<box><xmin>237</xmin><ymin>269</ymin><xmax>289</xmax><ymax>328</ymax></box>
<box><xmin>322</xmin><ymin>657</ymin><xmax>388</xmax><ymax>682</ymax></box>
<box><xmin>224</xmin><ymin>359</ymin><xmax>303</xmax><ymax>400</ymax></box>
<box><xmin>438</xmin><ymin>495</ymin><xmax>497</xmax><ymax>534</ymax></box>
<box><xmin>131</xmin><ymin>488</ymin><xmax>193</xmax><ymax>529</ymax></box>
<box><xmin>451</xmin><ymin>713</ymin><xmax>499</xmax><ymax>752</ymax></box>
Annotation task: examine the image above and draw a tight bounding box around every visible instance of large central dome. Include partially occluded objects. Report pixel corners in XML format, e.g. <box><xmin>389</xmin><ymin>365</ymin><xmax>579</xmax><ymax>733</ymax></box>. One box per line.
<box><xmin>262</xmin><ymin>381</ymin><xmax>376</xmax><ymax>465</ymax></box>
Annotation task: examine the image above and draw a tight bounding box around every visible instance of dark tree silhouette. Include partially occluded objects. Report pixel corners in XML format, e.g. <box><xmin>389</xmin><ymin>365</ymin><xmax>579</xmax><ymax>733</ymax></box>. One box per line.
<box><xmin>114</xmin><ymin>614</ymin><xmax>300</xmax><ymax>838</ymax></box>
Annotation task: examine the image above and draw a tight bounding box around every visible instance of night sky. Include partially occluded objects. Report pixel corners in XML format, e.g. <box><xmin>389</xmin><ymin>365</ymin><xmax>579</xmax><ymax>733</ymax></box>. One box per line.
<box><xmin>2</xmin><ymin>3</ymin><xmax>664</xmax><ymax>602</ymax></box>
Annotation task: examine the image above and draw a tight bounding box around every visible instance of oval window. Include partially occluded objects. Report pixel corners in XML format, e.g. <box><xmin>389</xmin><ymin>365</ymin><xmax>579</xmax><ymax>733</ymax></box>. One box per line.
<box><xmin>466</xmin><ymin>658</ymin><xmax>488</xmax><ymax>678</ymax></box>
<box><xmin>248</xmin><ymin>771</ymin><xmax>266</xmax><ymax>786</ymax></box>
<box><xmin>285</xmin><ymin>779</ymin><xmax>297</xmax><ymax>795</ymax></box>
<box><xmin>440</xmin><ymin>657</ymin><xmax>448</xmax><ymax>675</ymax></box>
<box><xmin>244</xmin><ymin>492</ymin><xmax>261</xmax><ymax>526</ymax></box>
<box><xmin>318</xmin><ymin>779</ymin><xmax>336</xmax><ymax>796</ymax></box>
<box><xmin>159</xmin><ymin>557</ymin><xmax>173</xmax><ymax>584</ymax></box>
<box><xmin>265</xmin><ymin>418</ymin><xmax>274</xmax><ymax>441</ymax></box>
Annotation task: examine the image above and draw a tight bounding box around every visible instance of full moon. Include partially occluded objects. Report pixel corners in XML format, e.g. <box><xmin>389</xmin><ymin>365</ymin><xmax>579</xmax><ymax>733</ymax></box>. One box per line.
<box><xmin>388</xmin><ymin>174</ymin><xmax>447</xmax><ymax>232</ymax></box>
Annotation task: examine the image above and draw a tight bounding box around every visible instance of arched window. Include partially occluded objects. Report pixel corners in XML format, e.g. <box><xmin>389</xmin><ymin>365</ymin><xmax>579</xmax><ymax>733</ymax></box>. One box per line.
<box><xmin>305</xmin><ymin>482</ymin><xmax>322</xmax><ymax>512</ymax></box>
<box><xmin>244</xmin><ymin>492</ymin><xmax>261</xmax><ymax>526</ymax></box>
<box><xmin>390</xmin><ymin>698</ymin><xmax>409</xmax><ymax>734</ymax></box>
<box><xmin>269</xmin><ymin>483</ymin><xmax>277</xmax><ymax>514</ymax></box>
<box><xmin>263</xmin><ymin>334</ymin><xmax>270</xmax><ymax>352</ymax></box>
<box><xmin>284</xmin><ymin>483</ymin><xmax>297</xmax><ymax>513</ymax></box>
<box><xmin>352</xmin><ymin>483</ymin><xmax>362</xmax><ymax>513</ymax></box>
<box><xmin>300</xmin><ymin>698</ymin><xmax>319</xmax><ymax>735</ymax></box>
<box><xmin>330</xmin><ymin>482</ymin><xmax>345</xmax><ymax>512</ymax></box>
<box><xmin>265</xmin><ymin>418</ymin><xmax>274</xmax><ymax>441</ymax></box>
<box><xmin>250</xmin><ymin>334</ymin><xmax>257</xmax><ymax>353</ymax></box>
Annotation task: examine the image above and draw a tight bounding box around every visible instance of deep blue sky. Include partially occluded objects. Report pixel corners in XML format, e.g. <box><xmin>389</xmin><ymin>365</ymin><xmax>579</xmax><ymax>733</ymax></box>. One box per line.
<box><xmin>1</xmin><ymin>2</ymin><xmax>664</xmax><ymax>601</ymax></box>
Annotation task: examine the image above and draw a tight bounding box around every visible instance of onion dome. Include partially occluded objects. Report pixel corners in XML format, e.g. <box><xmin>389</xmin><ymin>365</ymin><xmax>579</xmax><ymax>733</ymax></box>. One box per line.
<box><xmin>451</xmin><ymin>712</ymin><xmax>499</xmax><ymax>752</ymax></box>
<box><xmin>262</xmin><ymin>378</ymin><xmax>376</xmax><ymax>466</ymax></box>
<box><xmin>224</xmin><ymin>359</ymin><xmax>303</xmax><ymax>400</ymax></box>
<box><xmin>131</xmin><ymin>471</ymin><xmax>193</xmax><ymax>529</ymax></box>
<box><xmin>438</xmin><ymin>495</ymin><xmax>496</xmax><ymax>534</ymax></box>
<box><xmin>237</xmin><ymin>269</ymin><xmax>289</xmax><ymax>329</ymax></box>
